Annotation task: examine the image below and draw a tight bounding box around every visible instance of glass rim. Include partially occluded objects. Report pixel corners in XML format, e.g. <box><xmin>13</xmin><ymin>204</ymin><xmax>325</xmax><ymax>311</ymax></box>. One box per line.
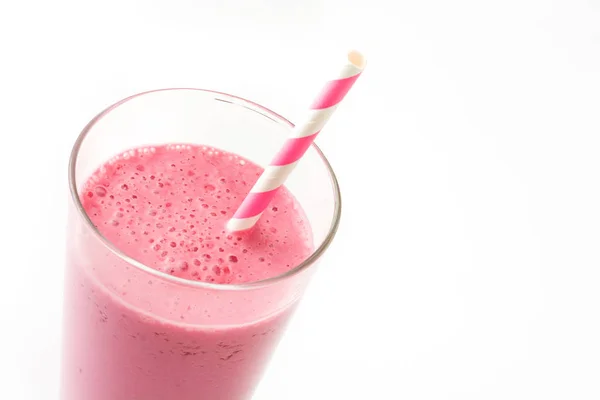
<box><xmin>68</xmin><ymin>88</ymin><xmax>342</xmax><ymax>291</ymax></box>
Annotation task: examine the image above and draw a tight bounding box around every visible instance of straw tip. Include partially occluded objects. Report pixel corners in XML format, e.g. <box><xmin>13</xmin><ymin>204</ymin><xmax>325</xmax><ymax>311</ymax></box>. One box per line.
<box><xmin>226</xmin><ymin>215</ymin><xmax>261</xmax><ymax>233</ymax></box>
<box><xmin>347</xmin><ymin>50</ymin><xmax>367</xmax><ymax>70</ymax></box>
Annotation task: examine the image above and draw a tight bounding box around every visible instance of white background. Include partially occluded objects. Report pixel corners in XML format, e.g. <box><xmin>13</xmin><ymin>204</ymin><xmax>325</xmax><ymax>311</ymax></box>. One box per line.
<box><xmin>1</xmin><ymin>0</ymin><xmax>600</xmax><ymax>398</ymax></box>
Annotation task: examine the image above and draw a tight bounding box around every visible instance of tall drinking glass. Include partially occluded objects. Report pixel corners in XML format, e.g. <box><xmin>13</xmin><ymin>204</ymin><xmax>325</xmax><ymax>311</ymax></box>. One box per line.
<box><xmin>62</xmin><ymin>89</ymin><xmax>341</xmax><ymax>400</ymax></box>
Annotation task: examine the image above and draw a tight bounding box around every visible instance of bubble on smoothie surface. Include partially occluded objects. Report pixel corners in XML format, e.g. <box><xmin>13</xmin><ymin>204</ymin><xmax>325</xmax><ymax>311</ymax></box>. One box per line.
<box><xmin>80</xmin><ymin>144</ymin><xmax>314</xmax><ymax>284</ymax></box>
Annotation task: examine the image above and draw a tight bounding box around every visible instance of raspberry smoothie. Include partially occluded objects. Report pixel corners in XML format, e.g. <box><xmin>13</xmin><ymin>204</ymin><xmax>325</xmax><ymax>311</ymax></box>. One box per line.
<box><xmin>62</xmin><ymin>144</ymin><xmax>314</xmax><ymax>400</ymax></box>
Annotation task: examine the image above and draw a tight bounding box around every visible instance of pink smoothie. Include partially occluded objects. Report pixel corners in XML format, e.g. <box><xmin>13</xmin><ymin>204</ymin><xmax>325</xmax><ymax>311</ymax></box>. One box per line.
<box><xmin>62</xmin><ymin>144</ymin><xmax>314</xmax><ymax>400</ymax></box>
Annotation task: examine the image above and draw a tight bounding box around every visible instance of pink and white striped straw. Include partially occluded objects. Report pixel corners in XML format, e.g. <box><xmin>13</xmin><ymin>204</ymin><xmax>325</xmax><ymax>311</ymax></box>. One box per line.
<box><xmin>227</xmin><ymin>50</ymin><xmax>366</xmax><ymax>232</ymax></box>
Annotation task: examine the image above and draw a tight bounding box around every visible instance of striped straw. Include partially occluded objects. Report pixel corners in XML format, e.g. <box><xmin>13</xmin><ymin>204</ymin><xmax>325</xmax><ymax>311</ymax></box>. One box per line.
<box><xmin>227</xmin><ymin>50</ymin><xmax>366</xmax><ymax>232</ymax></box>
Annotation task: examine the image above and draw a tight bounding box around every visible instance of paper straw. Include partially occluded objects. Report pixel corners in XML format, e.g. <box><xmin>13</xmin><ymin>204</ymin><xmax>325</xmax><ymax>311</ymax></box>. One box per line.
<box><xmin>227</xmin><ymin>50</ymin><xmax>366</xmax><ymax>232</ymax></box>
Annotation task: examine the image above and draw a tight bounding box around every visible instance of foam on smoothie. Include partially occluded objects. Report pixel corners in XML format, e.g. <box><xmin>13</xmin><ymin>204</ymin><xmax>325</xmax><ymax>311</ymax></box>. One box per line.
<box><xmin>81</xmin><ymin>144</ymin><xmax>313</xmax><ymax>284</ymax></box>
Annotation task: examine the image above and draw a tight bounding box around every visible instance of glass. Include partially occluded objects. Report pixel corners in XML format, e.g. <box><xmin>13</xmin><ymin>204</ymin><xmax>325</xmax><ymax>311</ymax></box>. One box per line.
<box><xmin>62</xmin><ymin>89</ymin><xmax>341</xmax><ymax>400</ymax></box>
